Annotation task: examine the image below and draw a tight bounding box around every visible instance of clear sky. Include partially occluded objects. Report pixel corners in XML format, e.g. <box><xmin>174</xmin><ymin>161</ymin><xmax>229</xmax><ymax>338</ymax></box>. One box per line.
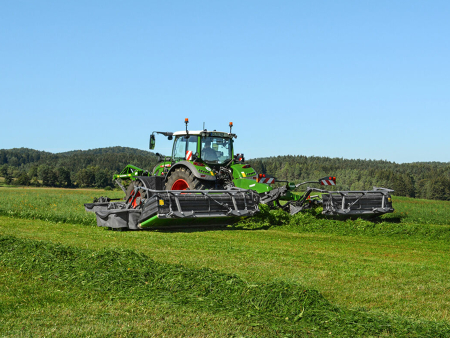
<box><xmin>1</xmin><ymin>1</ymin><xmax>449</xmax><ymax>163</ymax></box>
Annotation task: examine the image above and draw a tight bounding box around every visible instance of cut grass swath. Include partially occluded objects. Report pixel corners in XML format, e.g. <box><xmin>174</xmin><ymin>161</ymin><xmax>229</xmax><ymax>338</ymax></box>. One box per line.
<box><xmin>1</xmin><ymin>235</ymin><xmax>449</xmax><ymax>337</ymax></box>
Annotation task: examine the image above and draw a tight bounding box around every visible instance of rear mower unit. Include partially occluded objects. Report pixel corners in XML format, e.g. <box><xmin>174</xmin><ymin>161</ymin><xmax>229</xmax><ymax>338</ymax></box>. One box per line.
<box><xmin>85</xmin><ymin>119</ymin><xmax>394</xmax><ymax>229</ymax></box>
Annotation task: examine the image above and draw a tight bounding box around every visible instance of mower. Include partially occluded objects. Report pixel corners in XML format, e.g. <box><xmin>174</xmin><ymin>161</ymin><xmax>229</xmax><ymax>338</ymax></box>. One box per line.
<box><xmin>85</xmin><ymin>119</ymin><xmax>394</xmax><ymax>230</ymax></box>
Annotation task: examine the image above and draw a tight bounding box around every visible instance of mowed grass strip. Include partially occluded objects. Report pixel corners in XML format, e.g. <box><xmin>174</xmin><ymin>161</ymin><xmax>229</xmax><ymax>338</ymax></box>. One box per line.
<box><xmin>0</xmin><ymin>266</ymin><xmax>273</xmax><ymax>338</ymax></box>
<box><xmin>1</xmin><ymin>216</ymin><xmax>450</xmax><ymax>323</ymax></box>
<box><xmin>2</xmin><ymin>235</ymin><xmax>449</xmax><ymax>337</ymax></box>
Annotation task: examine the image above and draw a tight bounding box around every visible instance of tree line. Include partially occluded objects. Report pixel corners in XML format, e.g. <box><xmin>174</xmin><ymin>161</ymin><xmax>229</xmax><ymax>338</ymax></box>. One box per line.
<box><xmin>248</xmin><ymin>155</ymin><xmax>450</xmax><ymax>201</ymax></box>
<box><xmin>0</xmin><ymin>147</ymin><xmax>158</xmax><ymax>189</ymax></box>
<box><xmin>1</xmin><ymin>148</ymin><xmax>450</xmax><ymax>200</ymax></box>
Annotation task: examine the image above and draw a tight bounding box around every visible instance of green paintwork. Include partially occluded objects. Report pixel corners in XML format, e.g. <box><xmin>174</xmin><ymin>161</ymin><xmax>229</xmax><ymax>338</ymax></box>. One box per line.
<box><xmin>232</xmin><ymin>178</ymin><xmax>272</xmax><ymax>193</ymax></box>
<box><xmin>230</xmin><ymin>164</ymin><xmax>258</xmax><ymax>179</ymax></box>
<box><xmin>112</xmin><ymin>164</ymin><xmax>149</xmax><ymax>181</ymax></box>
<box><xmin>152</xmin><ymin>161</ymin><xmax>173</xmax><ymax>177</ymax></box>
<box><xmin>197</xmin><ymin>135</ymin><xmax>201</xmax><ymax>155</ymax></box>
<box><xmin>152</xmin><ymin>159</ymin><xmax>214</xmax><ymax>178</ymax></box>
<box><xmin>139</xmin><ymin>214</ymin><xmax>244</xmax><ymax>228</ymax></box>
<box><xmin>278</xmin><ymin>189</ymin><xmax>301</xmax><ymax>201</ymax></box>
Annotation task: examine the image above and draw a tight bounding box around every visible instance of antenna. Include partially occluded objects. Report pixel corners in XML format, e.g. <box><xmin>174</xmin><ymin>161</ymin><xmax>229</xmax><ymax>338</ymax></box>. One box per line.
<box><xmin>203</xmin><ymin>122</ymin><xmax>205</xmax><ymax>130</ymax></box>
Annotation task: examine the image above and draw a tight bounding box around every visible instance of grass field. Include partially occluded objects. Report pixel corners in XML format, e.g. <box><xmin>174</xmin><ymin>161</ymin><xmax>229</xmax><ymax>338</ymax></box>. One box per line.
<box><xmin>1</xmin><ymin>187</ymin><xmax>450</xmax><ymax>337</ymax></box>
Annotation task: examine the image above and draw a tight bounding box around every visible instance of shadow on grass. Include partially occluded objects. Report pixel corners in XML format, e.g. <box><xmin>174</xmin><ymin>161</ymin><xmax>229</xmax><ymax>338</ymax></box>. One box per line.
<box><xmin>108</xmin><ymin>223</ymin><xmax>273</xmax><ymax>233</ymax></box>
<box><xmin>377</xmin><ymin>216</ymin><xmax>403</xmax><ymax>223</ymax></box>
<box><xmin>325</xmin><ymin>215</ymin><xmax>404</xmax><ymax>224</ymax></box>
<box><xmin>157</xmin><ymin>224</ymin><xmax>274</xmax><ymax>233</ymax></box>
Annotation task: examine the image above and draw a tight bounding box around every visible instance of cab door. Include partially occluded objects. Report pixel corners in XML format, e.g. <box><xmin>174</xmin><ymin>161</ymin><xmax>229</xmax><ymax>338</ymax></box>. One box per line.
<box><xmin>172</xmin><ymin>135</ymin><xmax>198</xmax><ymax>161</ymax></box>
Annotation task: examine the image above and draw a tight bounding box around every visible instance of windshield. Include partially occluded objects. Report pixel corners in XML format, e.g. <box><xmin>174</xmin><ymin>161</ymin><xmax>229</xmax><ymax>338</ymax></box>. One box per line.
<box><xmin>201</xmin><ymin>136</ymin><xmax>232</xmax><ymax>164</ymax></box>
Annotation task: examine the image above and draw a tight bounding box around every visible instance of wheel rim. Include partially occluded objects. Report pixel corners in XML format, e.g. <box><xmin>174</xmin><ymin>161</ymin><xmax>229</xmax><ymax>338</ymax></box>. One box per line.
<box><xmin>172</xmin><ymin>179</ymin><xmax>189</xmax><ymax>190</ymax></box>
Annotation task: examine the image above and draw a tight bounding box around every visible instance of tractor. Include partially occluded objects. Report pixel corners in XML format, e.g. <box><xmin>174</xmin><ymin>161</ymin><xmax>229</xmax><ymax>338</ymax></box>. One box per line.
<box><xmin>85</xmin><ymin>119</ymin><xmax>394</xmax><ymax>230</ymax></box>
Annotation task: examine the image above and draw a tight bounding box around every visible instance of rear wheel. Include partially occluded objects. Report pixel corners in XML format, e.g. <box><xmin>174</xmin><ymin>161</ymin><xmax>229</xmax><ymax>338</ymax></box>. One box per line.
<box><xmin>165</xmin><ymin>167</ymin><xmax>213</xmax><ymax>190</ymax></box>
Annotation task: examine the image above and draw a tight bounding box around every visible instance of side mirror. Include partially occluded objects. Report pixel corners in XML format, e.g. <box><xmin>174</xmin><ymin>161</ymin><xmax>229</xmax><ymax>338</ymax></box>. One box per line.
<box><xmin>149</xmin><ymin>134</ymin><xmax>156</xmax><ymax>150</ymax></box>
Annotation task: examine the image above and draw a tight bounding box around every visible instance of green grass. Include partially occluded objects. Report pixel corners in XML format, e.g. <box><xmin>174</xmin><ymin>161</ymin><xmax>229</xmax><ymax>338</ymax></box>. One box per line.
<box><xmin>1</xmin><ymin>187</ymin><xmax>450</xmax><ymax>336</ymax></box>
<box><xmin>2</xmin><ymin>235</ymin><xmax>449</xmax><ymax>337</ymax></box>
<box><xmin>0</xmin><ymin>187</ymin><xmax>123</xmax><ymax>225</ymax></box>
<box><xmin>384</xmin><ymin>196</ymin><xmax>450</xmax><ymax>225</ymax></box>
<box><xmin>1</xmin><ymin>216</ymin><xmax>450</xmax><ymax>324</ymax></box>
<box><xmin>0</xmin><ymin>265</ymin><xmax>272</xmax><ymax>338</ymax></box>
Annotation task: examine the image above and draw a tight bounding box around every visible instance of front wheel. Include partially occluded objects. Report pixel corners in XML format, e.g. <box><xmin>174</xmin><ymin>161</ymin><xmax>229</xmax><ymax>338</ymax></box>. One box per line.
<box><xmin>165</xmin><ymin>167</ymin><xmax>213</xmax><ymax>190</ymax></box>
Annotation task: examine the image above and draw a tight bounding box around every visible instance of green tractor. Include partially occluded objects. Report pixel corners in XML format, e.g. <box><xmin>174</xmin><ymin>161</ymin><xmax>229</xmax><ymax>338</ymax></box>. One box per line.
<box><xmin>85</xmin><ymin>119</ymin><xmax>394</xmax><ymax>230</ymax></box>
<box><xmin>115</xmin><ymin>120</ymin><xmax>277</xmax><ymax>196</ymax></box>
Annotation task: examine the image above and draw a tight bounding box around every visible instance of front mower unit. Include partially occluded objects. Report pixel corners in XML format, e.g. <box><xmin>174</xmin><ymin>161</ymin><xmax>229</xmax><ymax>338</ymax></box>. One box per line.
<box><xmin>85</xmin><ymin>187</ymin><xmax>260</xmax><ymax>230</ymax></box>
<box><xmin>321</xmin><ymin>187</ymin><xmax>394</xmax><ymax>216</ymax></box>
<box><xmin>139</xmin><ymin>189</ymin><xmax>259</xmax><ymax>228</ymax></box>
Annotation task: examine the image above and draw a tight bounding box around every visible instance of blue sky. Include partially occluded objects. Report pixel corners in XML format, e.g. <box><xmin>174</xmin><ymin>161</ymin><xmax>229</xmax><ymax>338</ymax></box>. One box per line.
<box><xmin>1</xmin><ymin>1</ymin><xmax>449</xmax><ymax>163</ymax></box>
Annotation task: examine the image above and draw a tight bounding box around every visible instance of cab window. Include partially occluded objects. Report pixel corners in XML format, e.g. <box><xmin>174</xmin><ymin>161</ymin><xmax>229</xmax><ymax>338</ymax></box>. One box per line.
<box><xmin>173</xmin><ymin>136</ymin><xmax>198</xmax><ymax>160</ymax></box>
<box><xmin>201</xmin><ymin>137</ymin><xmax>232</xmax><ymax>164</ymax></box>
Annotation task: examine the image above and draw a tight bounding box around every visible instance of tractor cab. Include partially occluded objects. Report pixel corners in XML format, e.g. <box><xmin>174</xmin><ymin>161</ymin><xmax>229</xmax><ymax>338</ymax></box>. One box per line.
<box><xmin>171</xmin><ymin>130</ymin><xmax>234</xmax><ymax>165</ymax></box>
<box><xmin>150</xmin><ymin>119</ymin><xmax>237</xmax><ymax>167</ymax></box>
<box><xmin>148</xmin><ymin>120</ymin><xmax>242</xmax><ymax>187</ymax></box>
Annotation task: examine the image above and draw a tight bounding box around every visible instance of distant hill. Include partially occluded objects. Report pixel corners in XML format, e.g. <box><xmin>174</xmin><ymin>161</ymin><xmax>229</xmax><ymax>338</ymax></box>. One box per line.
<box><xmin>1</xmin><ymin>147</ymin><xmax>449</xmax><ymax>200</ymax></box>
<box><xmin>0</xmin><ymin>147</ymin><xmax>158</xmax><ymax>175</ymax></box>
<box><xmin>58</xmin><ymin>146</ymin><xmax>153</xmax><ymax>157</ymax></box>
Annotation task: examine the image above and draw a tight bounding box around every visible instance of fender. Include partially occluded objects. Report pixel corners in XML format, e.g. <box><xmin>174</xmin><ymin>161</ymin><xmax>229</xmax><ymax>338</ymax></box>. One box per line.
<box><xmin>151</xmin><ymin>161</ymin><xmax>164</xmax><ymax>176</ymax></box>
<box><xmin>166</xmin><ymin>161</ymin><xmax>216</xmax><ymax>181</ymax></box>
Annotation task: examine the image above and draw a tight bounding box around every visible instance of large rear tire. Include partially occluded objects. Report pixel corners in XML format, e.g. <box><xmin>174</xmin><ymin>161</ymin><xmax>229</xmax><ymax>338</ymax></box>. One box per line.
<box><xmin>165</xmin><ymin>167</ymin><xmax>214</xmax><ymax>190</ymax></box>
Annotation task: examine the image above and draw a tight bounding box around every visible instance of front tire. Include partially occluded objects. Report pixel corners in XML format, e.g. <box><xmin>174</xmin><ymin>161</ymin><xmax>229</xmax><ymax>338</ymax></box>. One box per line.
<box><xmin>165</xmin><ymin>167</ymin><xmax>213</xmax><ymax>190</ymax></box>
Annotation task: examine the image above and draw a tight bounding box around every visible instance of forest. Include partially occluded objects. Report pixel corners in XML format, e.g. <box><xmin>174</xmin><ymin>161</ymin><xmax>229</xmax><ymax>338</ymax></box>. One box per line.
<box><xmin>1</xmin><ymin>147</ymin><xmax>449</xmax><ymax>200</ymax></box>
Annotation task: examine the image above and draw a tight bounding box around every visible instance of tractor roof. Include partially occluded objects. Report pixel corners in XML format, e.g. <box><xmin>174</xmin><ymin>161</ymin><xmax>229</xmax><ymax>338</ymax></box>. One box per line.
<box><xmin>173</xmin><ymin>130</ymin><xmax>204</xmax><ymax>136</ymax></box>
<box><xmin>173</xmin><ymin>130</ymin><xmax>235</xmax><ymax>138</ymax></box>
